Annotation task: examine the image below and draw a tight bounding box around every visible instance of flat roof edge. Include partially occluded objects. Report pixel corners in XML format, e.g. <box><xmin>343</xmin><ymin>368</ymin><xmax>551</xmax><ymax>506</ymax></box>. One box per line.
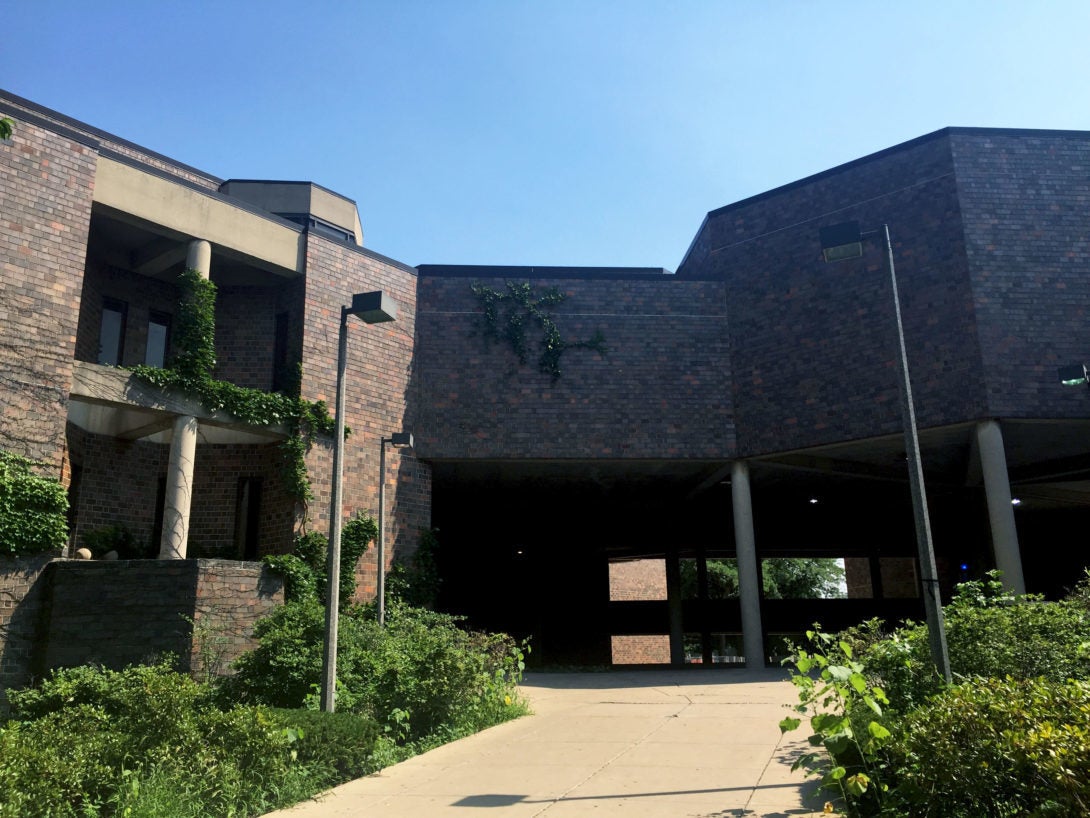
<box><xmin>417</xmin><ymin>264</ymin><xmax>674</xmax><ymax>280</ymax></box>
<box><xmin>1</xmin><ymin>89</ymin><xmax>224</xmax><ymax>186</ymax></box>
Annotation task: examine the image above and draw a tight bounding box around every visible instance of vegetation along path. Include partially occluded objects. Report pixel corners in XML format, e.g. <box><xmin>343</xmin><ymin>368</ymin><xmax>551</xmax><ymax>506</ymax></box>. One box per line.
<box><xmin>264</xmin><ymin>668</ymin><xmax>825</xmax><ymax>818</ymax></box>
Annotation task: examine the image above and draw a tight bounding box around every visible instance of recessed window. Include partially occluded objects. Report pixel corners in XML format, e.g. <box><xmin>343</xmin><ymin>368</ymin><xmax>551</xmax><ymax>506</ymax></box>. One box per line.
<box><xmin>145</xmin><ymin>311</ymin><xmax>171</xmax><ymax>368</ymax></box>
<box><xmin>98</xmin><ymin>297</ymin><xmax>127</xmax><ymax>365</ymax></box>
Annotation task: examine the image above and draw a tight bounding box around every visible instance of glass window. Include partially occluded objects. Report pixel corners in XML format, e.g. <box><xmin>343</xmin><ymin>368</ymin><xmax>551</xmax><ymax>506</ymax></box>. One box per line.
<box><xmin>145</xmin><ymin>311</ymin><xmax>170</xmax><ymax>368</ymax></box>
<box><xmin>98</xmin><ymin>298</ymin><xmax>127</xmax><ymax>365</ymax></box>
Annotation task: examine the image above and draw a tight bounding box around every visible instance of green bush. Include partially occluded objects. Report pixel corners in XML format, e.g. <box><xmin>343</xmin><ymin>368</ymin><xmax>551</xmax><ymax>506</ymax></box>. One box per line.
<box><xmin>884</xmin><ymin>677</ymin><xmax>1090</xmax><ymax>817</ymax></box>
<box><xmin>1</xmin><ymin>662</ymin><xmax>302</xmax><ymax>817</ymax></box>
<box><xmin>267</xmin><ymin>707</ymin><xmax>381</xmax><ymax>784</ymax></box>
<box><xmin>226</xmin><ymin>600</ymin><xmax>527</xmax><ymax>742</ymax></box>
<box><xmin>846</xmin><ymin>572</ymin><xmax>1090</xmax><ymax>710</ymax></box>
<box><xmin>0</xmin><ymin>450</ymin><xmax>68</xmax><ymax>556</ymax></box>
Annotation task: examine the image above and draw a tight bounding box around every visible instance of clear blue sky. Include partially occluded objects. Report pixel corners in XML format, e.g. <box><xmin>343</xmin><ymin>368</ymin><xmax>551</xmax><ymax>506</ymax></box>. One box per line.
<box><xmin>4</xmin><ymin>2</ymin><xmax>1089</xmax><ymax>270</ymax></box>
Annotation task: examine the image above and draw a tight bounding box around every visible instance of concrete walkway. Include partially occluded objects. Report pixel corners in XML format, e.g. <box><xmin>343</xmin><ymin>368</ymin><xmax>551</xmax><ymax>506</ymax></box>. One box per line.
<box><xmin>265</xmin><ymin>669</ymin><xmax>826</xmax><ymax>817</ymax></box>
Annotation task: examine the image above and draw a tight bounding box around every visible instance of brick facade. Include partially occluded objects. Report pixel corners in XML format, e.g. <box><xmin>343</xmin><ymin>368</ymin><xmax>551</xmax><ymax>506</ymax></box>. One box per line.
<box><xmin>300</xmin><ymin>235</ymin><xmax>431</xmax><ymax>599</ymax></box>
<box><xmin>679</xmin><ymin>132</ymin><xmax>987</xmax><ymax>457</ymax></box>
<box><xmin>414</xmin><ymin>272</ymin><xmax>733</xmax><ymax>460</ymax></box>
<box><xmin>0</xmin><ymin>117</ymin><xmax>96</xmax><ymax>470</ymax></box>
<box><xmin>41</xmin><ymin>559</ymin><xmax>283</xmax><ymax>677</ymax></box>
<box><xmin>0</xmin><ymin>555</ymin><xmax>56</xmax><ymax>711</ymax></box>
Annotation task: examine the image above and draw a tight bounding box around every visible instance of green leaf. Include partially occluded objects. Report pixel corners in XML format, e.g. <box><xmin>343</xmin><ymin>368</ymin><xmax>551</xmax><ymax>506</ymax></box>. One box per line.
<box><xmin>779</xmin><ymin>717</ymin><xmax>802</xmax><ymax>733</ymax></box>
<box><xmin>849</xmin><ymin>673</ymin><xmax>867</xmax><ymax>694</ymax></box>
<box><xmin>839</xmin><ymin>641</ymin><xmax>853</xmax><ymax>659</ymax></box>
<box><xmin>828</xmin><ymin>766</ymin><xmax>846</xmax><ymax>781</ymax></box>
<box><xmin>867</xmin><ymin>721</ymin><xmax>891</xmax><ymax>740</ymax></box>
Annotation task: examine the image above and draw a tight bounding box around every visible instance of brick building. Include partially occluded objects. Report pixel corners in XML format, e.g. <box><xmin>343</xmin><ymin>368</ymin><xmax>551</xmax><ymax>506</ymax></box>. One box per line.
<box><xmin>4</xmin><ymin>89</ymin><xmax>1090</xmax><ymax>667</ymax></box>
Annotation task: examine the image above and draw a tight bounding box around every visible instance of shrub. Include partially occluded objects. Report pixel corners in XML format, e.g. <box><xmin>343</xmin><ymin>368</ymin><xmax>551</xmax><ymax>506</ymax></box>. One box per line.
<box><xmin>1</xmin><ymin>662</ymin><xmax>300</xmax><ymax>817</ymax></box>
<box><xmin>267</xmin><ymin>707</ymin><xmax>381</xmax><ymax>784</ymax></box>
<box><xmin>0</xmin><ymin>449</ymin><xmax>68</xmax><ymax>556</ymax></box>
<box><xmin>847</xmin><ymin>572</ymin><xmax>1090</xmax><ymax>709</ymax></box>
<box><xmin>884</xmin><ymin>677</ymin><xmax>1090</xmax><ymax>817</ymax></box>
<box><xmin>226</xmin><ymin>600</ymin><xmax>527</xmax><ymax>742</ymax></box>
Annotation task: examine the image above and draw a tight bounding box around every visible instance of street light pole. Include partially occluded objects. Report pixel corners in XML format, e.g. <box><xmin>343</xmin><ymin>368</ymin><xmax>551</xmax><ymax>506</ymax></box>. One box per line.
<box><xmin>821</xmin><ymin>222</ymin><xmax>952</xmax><ymax>684</ymax></box>
<box><xmin>320</xmin><ymin>291</ymin><xmax>397</xmax><ymax>714</ymax></box>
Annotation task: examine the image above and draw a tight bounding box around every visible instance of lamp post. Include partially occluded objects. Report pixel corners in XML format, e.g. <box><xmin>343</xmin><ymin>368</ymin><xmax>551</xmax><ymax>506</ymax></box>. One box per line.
<box><xmin>321</xmin><ymin>291</ymin><xmax>398</xmax><ymax>714</ymax></box>
<box><xmin>378</xmin><ymin>431</ymin><xmax>414</xmax><ymax>626</ymax></box>
<box><xmin>820</xmin><ymin>222</ymin><xmax>952</xmax><ymax>684</ymax></box>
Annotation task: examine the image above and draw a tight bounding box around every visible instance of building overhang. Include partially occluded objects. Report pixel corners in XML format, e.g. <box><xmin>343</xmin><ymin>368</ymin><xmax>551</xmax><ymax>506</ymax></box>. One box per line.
<box><xmin>67</xmin><ymin>361</ymin><xmax>289</xmax><ymax>445</ymax></box>
<box><xmin>92</xmin><ymin>155</ymin><xmax>305</xmax><ymax>277</ymax></box>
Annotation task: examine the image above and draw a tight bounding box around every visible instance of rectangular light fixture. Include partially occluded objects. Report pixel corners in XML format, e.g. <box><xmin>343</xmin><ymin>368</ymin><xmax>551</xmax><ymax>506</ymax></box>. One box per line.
<box><xmin>1058</xmin><ymin>364</ymin><xmax>1088</xmax><ymax>386</ymax></box>
<box><xmin>819</xmin><ymin>221</ymin><xmax>864</xmax><ymax>263</ymax></box>
<box><xmin>348</xmin><ymin>291</ymin><xmax>398</xmax><ymax>324</ymax></box>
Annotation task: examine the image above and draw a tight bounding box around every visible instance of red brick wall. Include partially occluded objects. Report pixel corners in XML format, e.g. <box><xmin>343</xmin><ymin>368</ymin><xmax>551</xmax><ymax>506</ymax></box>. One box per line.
<box><xmin>611</xmin><ymin>635</ymin><xmax>670</xmax><ymax>664</ymax></box>
<box><xmin>0</xmin><ymin>555</ymin><xmax>56</xmax><ymax>712</ymax></box>
<box><xmin>609</xmin><ymin>559</ymin><xmax>667</xmax><ymax>601</ymax></box>
<box><xmin>0</xmin><ymin>117</ymin><xmax>96</xmax><ymax>470</ymax></box>
<box><xmin>299</xmin><ymin>236</ymin><xmax>430</xmax><ymax>600</ymax></box>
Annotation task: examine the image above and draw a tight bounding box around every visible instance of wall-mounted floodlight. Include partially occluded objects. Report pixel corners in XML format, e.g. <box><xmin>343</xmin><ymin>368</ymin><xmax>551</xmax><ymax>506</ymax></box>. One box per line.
<box><xmin>1058</xmin><ymin>364</ymin><xmax>1089</xmax><ymax>387</ymax></box>
<box><xmin>378</xmin><ymin>431</ymin><xmax>414</xmax><ymax>626</ymax></box>
<box><xmin>819</xmin><ymin>221</ymin><xmax>867</xmax><ymax>262</ymax></box>
<box><xmin>322</xmin><ymin>291</ymin><xmax>398</xmax><ymax>714</ymax></box>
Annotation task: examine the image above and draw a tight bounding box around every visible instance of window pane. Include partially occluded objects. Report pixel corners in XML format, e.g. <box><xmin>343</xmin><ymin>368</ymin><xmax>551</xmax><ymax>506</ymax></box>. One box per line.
<box><xmin>98</xmin><ymin>306</ymin><xmax>124</xmax><ymax>365</ymax></box>
<box><xmin>145</xmin><ymin>320</ymin><xmax>168</xmax><ymax>367</ymax></box>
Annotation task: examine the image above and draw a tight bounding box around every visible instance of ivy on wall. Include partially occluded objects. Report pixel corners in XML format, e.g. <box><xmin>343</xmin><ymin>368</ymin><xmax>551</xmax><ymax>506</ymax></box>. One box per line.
<box><xmin>0</xmin><ymin>450</ymin><xmax>69</xmax><ymax>556</ymax></box>
<box><xmin>129</xmin><ymin>269</ymin><xmax>335</xmax><ymax>518</ymax></box>
<box><xmin>470</xmin><ymin>281</ymin><xmax>606</xmax><ymax>381</ymax></box>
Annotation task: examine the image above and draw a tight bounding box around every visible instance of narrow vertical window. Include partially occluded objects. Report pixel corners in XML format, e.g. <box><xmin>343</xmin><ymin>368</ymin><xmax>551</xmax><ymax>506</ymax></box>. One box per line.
<box><xmin>98</xmin><ymin>297</ymin><xmax>127</xmax><ymax>365</ymax></box>
<box><xmin>234</xmin><ymin>477</ymin><xmax>263</xmax><ymax>560</ymax></box>
<box><xmin>145</xmin><ymin>311</ymin><xmax>171</xmax><ymax>368</ymax></box>
<box><xmin>272</xmin><ymin>311</ymin><xmax>290</xmax><ymax>393</ymax></box>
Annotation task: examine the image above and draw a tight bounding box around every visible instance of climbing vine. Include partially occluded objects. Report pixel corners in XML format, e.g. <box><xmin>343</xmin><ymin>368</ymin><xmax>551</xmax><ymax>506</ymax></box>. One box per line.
<box><xmin>470</xmin><ymin>281</ymin><xmax>606</xmax><ymax>381</ymax></box>
<box><xmin>129</xmin><ymin>269</ymin><xmax>335</xmax><ymax>517</ymax></box>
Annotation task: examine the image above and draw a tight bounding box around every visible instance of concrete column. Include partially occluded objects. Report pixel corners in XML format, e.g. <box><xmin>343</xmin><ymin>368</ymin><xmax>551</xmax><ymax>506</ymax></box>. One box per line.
<box><xmin>976</xmin><ymin>420</ymin><xmax>1026</xmax><ymax>594</ymax></box>
<box><xmin>187</xmin><ymin>238</ymin><xmax>211</xmax><ymax>277</ymax></box>
<box><xmin>159</xmin><ymin>414</ymin><xmax>199</xmax><ymax>559</ymax></box>
<box><xmin>157</xmin><ymin>238</ymin><xmax>211</xmax><ymax>560</ymax></box>
<box><xmin>732</xmin><ymin>460</ymin><xmax>765</xmax><ymax>668</ymax></box>
<box><xmin>665</xmin><ymin>549</ymin><xmax>685</xmax><ymax>666</ymax></box>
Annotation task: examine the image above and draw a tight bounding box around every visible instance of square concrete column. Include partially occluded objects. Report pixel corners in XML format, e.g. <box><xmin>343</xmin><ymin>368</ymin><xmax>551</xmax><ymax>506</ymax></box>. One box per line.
<box><xmin>732</xmin><ymin>460</ymin><xmax>765</xmax><ymax>668</ymax></box>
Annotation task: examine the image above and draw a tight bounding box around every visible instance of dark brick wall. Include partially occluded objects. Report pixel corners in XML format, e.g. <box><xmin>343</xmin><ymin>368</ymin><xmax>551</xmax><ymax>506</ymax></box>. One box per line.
<box><xmin>300</xmin><ymin>235</ymin><xmax>429</xmax><ymax>600</ymax></box>
<box><xmin>0</xmin><ymin>117</ymin><xmax>96</xmax><ymax>468</ymax></box>
<box><xmin>214</xmin><ymin>278</ymin><xmax>303</xmax><ymax>391</ymax></box>
<box><xmin>0</xmin><ymin>555</ymin><xmax>55</xmax><ymax>712</ymax></box>
<box><xmin>40</xmin><ymin>559</ymin><xmax>283</xmax><ymax>676</ymax></box>
<box><xmin>413</xmin><ymin>274</ymin><xmax>733</xmax><ymax>460</ymax></box>
<box><xmin>952</xmin><ymin>130</ymin><xmax>1090</xmax><ymax>418</ymax></box>
<box><xmin>679</xmin><ymin>131</ymin><xmax>988</xmax><ymax>457</ymax></box>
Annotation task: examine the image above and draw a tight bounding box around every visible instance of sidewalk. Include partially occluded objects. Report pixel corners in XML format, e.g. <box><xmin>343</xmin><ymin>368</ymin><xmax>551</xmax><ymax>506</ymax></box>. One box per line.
<box><xmin>264</xmin><ymin>668</ymin><xmax>825</xmax><ymax>817</ymax></box>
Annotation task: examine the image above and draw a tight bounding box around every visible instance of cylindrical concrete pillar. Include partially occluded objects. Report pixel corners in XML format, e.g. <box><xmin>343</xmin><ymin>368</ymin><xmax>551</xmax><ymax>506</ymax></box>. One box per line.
<box><xmin>976</xmin><ymin>420</ymin><xmax>1026</xmax><ymax>594</ymax></box>
<box><xmin>159</xmin><ymin>414</ymin><xmax>199</xmax><ymax>559</ymax></box>
<box><xmin>732</xmin><ymin>460</ymin><xmax>765</xmax><ymax>668</ymax></box>
<box><xmin>186</xmin><ymin>239</ymin><xmax>211</xmax><ymax>278</ymax></box>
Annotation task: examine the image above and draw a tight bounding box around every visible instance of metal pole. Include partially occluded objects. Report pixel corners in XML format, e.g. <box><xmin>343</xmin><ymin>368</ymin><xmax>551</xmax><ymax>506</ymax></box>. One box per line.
<box><xmin>320</xmin><ymin>307</ymin><xmax>350</xmax><ymax>712</ymax></box>
<box><xmin>378</xmin><ymin>437</ymin><xmax>387</xmax><ymax>626</ymax></box>
<box><xmin>881</xmin><ymin>224</ymin><xmax>952</xmax><ymax>684</ymax></box>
